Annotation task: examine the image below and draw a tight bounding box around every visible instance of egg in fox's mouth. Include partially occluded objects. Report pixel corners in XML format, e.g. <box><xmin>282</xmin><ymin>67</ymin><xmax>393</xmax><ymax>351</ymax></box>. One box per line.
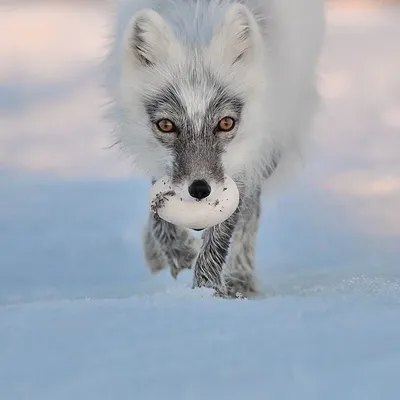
<box><xmin>149</xmin><ymin>175</ymin><xmax>239</xmax><ymax>230</ymax></box>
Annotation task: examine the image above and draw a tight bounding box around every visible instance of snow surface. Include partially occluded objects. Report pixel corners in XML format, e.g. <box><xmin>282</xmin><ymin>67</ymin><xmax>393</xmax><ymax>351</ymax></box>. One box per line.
<box><xmin>1</xmin><ymin>2</ymin><xmax>400</xmax><ymax>399</ymax></box>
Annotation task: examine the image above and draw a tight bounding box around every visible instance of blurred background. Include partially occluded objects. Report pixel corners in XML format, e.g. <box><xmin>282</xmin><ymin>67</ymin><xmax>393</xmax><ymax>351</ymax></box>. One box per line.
<box><xmin>0</xmin><ymin>0</ymin><xmax>399</xmax><ymax>303</ymax></box>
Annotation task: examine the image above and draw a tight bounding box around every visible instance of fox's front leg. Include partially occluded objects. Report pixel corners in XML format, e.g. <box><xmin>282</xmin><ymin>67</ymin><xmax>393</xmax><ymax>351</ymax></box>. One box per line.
<box><xmin>223</xmin><ymin>186</ymin><xmax>261</xmax><ymax>298</ymax></box>
<box><xmin>192</xmin><ymin>211</ymin><xmax>239</xmax><ymax>294</ymax></box>
<box><xmin>143</xmin><ymin>214</ymin><xmax>200</xmax><ymax>278</ymax></box>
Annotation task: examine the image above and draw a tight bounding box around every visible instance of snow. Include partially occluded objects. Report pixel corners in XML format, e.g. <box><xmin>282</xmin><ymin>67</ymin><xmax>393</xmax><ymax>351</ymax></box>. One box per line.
<box><xmin>1</xmin><ymin>290</ymin><xmax>400</xmax><ymax>400</ymax></box>
<box><xmin>1</xmin><ymin>2</ymin><xmax>400</xmax><ymax>399</ymax></box>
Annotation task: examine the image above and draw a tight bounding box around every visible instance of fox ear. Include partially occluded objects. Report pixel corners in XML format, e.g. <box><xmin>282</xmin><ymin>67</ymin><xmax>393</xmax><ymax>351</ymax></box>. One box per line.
<box><xmin>125</xmin><ymin>9</ymin><xmax>180</xmax><ymax>67</ymax></box>
<box><xmin>209</xmin><ymin>4</ymin><xmax>260</xmax><ymax>67</ymax></box>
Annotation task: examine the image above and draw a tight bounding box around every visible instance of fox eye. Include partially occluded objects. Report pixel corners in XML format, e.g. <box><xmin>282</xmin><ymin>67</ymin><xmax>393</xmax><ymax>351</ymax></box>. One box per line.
<box><xmin>217</xmin><ymin>117</ymin><xmax>235</xmax><ymax>132</ymax></box>
<box><xmin>156</xmin><ymin>119</ymin><xmax>175</xmax><ymax>133</ymax></box>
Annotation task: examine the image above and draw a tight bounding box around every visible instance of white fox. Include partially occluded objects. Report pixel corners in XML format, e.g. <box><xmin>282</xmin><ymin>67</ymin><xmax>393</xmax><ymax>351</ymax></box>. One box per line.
<box><xmin>104</xmin><ymin>0</ymin><xmax>325</xmax><ymax>297</ymax></box>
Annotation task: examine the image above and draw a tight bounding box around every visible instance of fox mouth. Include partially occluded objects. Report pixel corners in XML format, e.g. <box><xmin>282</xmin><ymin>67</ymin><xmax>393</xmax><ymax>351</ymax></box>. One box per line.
<box><xmin>192</xmin><ymin>228</ymin><xmax>205</xmax><ymax>232</ymax></box>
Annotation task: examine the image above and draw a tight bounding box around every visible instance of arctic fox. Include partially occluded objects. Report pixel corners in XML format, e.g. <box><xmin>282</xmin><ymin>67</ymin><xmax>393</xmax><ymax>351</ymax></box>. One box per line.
<box><xmin>104</xmin><ymin>0</ymin><xmax>325</xmax><ymax>297</ymax></box>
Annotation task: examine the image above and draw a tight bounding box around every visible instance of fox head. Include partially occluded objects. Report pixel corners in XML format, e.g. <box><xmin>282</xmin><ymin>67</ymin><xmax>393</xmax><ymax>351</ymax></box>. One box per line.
<box><xmin>118</xmin><ymin>3</ymin><xmax>268</xmax><ymax>198</ymax></box>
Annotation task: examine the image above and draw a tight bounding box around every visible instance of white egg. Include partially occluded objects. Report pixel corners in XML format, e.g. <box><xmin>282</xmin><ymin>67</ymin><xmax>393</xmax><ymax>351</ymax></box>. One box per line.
<box><xmin>149</xmin><ymin>176</ymin><xmax>240</xmax><ymax>230</ymax></box>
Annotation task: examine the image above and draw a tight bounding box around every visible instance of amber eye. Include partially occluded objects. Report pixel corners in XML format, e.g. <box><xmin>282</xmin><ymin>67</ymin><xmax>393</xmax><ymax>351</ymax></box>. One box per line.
<box><xmin>156</xmin><ymin>119</ymin><xmax>175</xmax><ymax>133</ymax></box>
<box><xmin>217</xmin><ymin>117</ymin><xmax>235</xmax><ymax>132</ymax></box>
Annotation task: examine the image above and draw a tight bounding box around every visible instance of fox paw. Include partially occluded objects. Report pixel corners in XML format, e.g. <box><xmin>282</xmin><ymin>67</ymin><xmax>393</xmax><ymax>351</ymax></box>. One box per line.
<box><xmin>223</xmin><ymin>273</ymin><xmax>259</xmax><ymax>299</ymax></box>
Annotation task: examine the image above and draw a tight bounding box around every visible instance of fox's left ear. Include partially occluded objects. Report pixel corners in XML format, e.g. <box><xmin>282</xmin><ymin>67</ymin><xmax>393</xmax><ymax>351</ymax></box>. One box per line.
<box><xmin>208</xmin><ymin>4</ymin><xmax>262</xmax><ymax>67</ymax></box>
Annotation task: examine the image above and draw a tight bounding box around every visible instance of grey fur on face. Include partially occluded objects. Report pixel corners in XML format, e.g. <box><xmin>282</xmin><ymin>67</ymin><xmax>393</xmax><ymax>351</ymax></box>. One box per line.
<box><xmin>142</xmin><ymin>65</ymin><xmax>244</xmax><ymax>186</ymax></box>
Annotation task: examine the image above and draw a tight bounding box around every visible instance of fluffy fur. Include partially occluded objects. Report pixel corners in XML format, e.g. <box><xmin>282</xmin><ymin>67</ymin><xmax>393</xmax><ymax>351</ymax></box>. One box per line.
<box><xmin>103</xmin><ymin>0</ymin><xmax>326</xmax><ymax>297</ymax></box>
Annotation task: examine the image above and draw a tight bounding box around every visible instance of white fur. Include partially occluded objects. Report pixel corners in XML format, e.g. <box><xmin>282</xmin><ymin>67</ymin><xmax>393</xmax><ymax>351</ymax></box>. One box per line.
<box><xmin>103</xmin><ymin>0</ymin><xmax>325</xmax><ymax>187</ymax></box>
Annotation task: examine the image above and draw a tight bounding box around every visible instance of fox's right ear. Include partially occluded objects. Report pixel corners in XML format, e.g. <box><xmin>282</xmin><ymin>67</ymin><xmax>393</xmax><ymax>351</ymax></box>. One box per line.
<box><xmin>124</xmin><ymin>9</ymin><xmax>181</xmax><ymax>68</ymax></box>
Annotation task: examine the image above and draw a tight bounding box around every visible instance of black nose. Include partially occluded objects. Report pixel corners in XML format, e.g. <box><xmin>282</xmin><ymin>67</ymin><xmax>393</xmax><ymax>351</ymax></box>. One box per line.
<box><xmin>188</xmin><ymin>180</ymin><xmax>211</xmax><ymax>200</ymax></box>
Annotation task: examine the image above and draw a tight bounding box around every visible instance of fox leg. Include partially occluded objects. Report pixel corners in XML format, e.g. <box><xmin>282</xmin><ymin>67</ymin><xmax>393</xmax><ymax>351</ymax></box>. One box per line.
<box><xmin>143</xmin><ymin>213</ymin><xmax>201</xmax><ymax>278</ymax></box>
<box><xmin>223</xmin><ymin>185</ymin><xmax>261</xmax><ymax>298</ymax></box>
<box><xmin>192</xmin><ymin>210</ymin><xmax>239</xmax><ymax>294</ymax></box>
<box><xmin>143</xmin><ymin>179</ymin><xmax>200</xmax><ymax>278</ymax></box>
